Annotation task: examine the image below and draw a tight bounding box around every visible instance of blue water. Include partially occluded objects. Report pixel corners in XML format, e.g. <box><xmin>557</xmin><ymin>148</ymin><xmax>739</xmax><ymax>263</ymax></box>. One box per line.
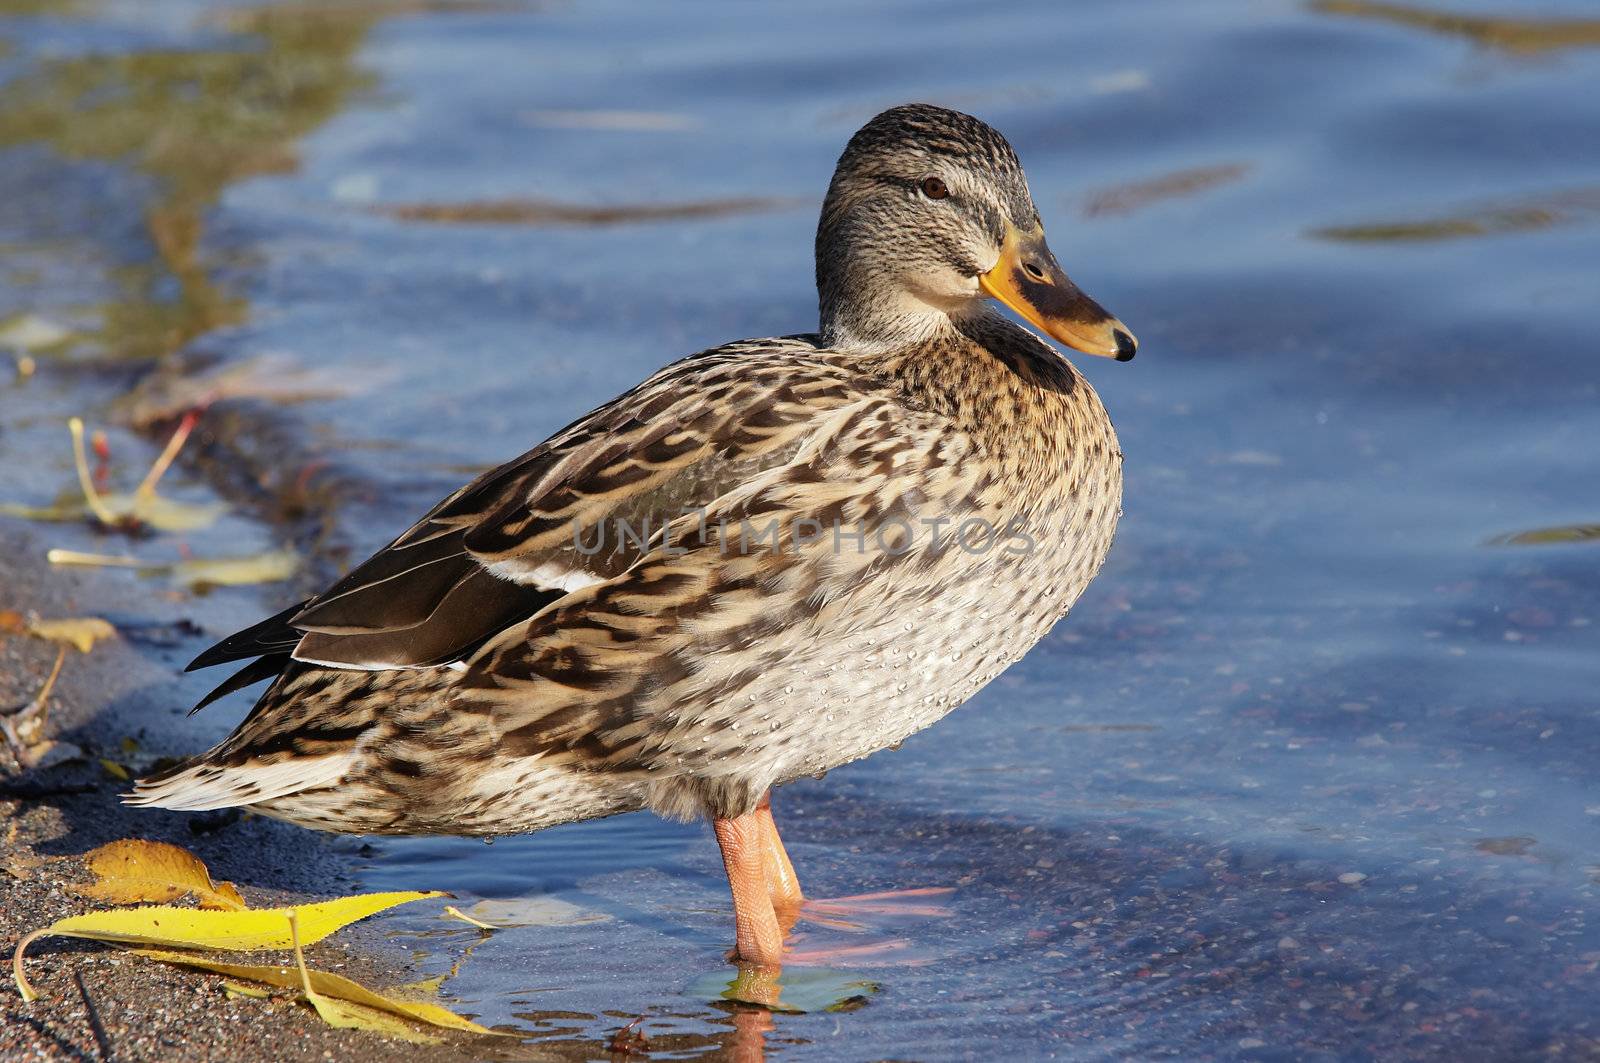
<box><xmin>3</xmin><ymin>0</ymin><xmax>1599</xmax><ymax>1057</ymax></box>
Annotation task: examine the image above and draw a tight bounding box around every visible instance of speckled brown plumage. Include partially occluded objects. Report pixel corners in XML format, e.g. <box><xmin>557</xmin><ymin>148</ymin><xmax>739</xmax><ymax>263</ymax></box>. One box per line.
<box><xmin>131</xmin><ymin>104</ymin><xmax>1134</xmax><ymax>869</ymax></box>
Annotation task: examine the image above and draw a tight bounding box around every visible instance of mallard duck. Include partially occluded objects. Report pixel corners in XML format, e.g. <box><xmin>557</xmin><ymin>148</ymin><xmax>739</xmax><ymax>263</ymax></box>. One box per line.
<box><xmin>131</xmin><ymin>104</ymin><xmax>1135</xmax><ymax>968</ymax></box>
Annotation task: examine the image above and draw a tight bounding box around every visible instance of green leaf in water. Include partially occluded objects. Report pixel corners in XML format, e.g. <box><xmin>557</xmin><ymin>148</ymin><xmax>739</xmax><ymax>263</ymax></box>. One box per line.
<box><xmin>687</xmin><ymin>966</ymin><xmax>880</xmax><ymax>1014</ymax></box>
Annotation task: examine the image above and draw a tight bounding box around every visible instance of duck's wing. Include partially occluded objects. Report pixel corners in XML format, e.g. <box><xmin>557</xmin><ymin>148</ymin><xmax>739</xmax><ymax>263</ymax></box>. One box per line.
<box><xmin>187</xmin><ymin>339</ymin><xmax>859</xmax><ymax>695</ymax></box>
<box><xmin>451</xmin><ymin>378</ymin><xmax>980</xmax><ymax>794</ymax></box>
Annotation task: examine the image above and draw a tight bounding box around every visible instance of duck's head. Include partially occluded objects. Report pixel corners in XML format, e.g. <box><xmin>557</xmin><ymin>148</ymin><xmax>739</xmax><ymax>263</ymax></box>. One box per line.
<box><xmin>816</xmin><ymin>103</ymin><xmax>1135</xmax><ymax>361</ymax></box>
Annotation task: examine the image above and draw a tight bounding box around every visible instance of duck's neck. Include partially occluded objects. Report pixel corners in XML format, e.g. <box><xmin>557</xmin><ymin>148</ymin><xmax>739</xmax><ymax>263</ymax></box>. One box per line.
<box><xmin>837</xmin><ymin>310</ymin><xmax>1093</xmax><ymax>470</ymax></box>
<box><xmin>815</xmin><ymin>203</ymin><xmax>973</xmax><ymax>350</ymax></box>
<box><xmin>817</xmin><ymin>277</ymin><xmax>956</xmax><ymax>352</ymax></box>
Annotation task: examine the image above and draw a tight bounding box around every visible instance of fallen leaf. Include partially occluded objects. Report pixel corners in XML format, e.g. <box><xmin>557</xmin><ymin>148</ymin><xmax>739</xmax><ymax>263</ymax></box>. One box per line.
<box><xmin>135</xmin><ymin>946</ymin><xmax>496</xmax><ymax>1038</ymax></box>
<box><xmin>44</xmin><ymin>548</ymin><xmax>299</xmax><ymax>589</ymax></box>
<box><xmin>303</xmin><ymin>989</ymin><xmax>446</xmax><ymax>1043</ymax></box>
<box><xmin>3</xmin><ymin>851</ymin><xmax>48</xmax><ymax>881</ymax></box>
<box><xmin>0</xmin><ymin>313</ymin><xmax>76</xmax><ymax>353</ymax></box>
<box><xmin>0</xmin><ymin>494</ymin><xmax>225</xmax><ymax>531</ymax></box>
<box><xmin>120</xmin><ymin>494</ymin><xmax>229</xmax><ymax>533</ymax></box>
<box><xmin>390</xmin><ymin>972</ymin><xmax>448</xmax><ymax>998</ymax></box>
<box><xmin>452</xmin><ymin>896</ymin><xmax>609</xmax><ymax>929</ymax></box>
<box><xmin>80</xmin><ymin>840</ymin><xmax>246</xmax><ymax>910</ymax></box>
<box><xmin>27</xmin><ymin>741</ymin><xmax>85</xmax><ymax>772</ymax></box>
<box><xmin>688</xmin><ymin>966</ymin><xmax>881</xmax><ymax>1014</ymax></box>
<box><xmin>13</xmin><ymin>890</ymin><xmax>443</xmax><ymax>1000</ymax></box>
<box><xmin>0</xmin><ymin>417</ymin><xmax>226</xmax><ymax>534</ymax></box>
<box><xmin>440</xmin><ymin>905</ymin><xmax>499</xmax><ymax>930</ymax></box>
<box><xmin>0</xmin><ymin>499</ymin><xmax>94</xmax><ymax>523</ymax></box>
<box><xmin>169</xmin><ymin>550</ymin><xmax>298</xmax><ymax>590</ymax></box>
<box><xmin>99</xmin><ymin>759</ymin><xmax>132</xmax><ymax>781</ymax></box>
<box><xmin>43</xmin><ymin>549</ymin><xmax>144</xmax><ymax>569</ymax></box>
<box><xmin>220</xmin><ymin>979</ymin><xmax>272</xmax><ymax>999</ymax></box>
<box><xmin>0</xmin><ymin>647</ymin><xmax>66</xmax><ymax>766</ymax></box>
<box><xmin>27</xmin><ymin>617</ymin><xmax>116</xmax><ymax>653</ymax></box>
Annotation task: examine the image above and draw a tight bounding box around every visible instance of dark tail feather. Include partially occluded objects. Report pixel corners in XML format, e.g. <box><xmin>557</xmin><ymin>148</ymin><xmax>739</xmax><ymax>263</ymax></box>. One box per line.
<box><xmin>189</xmin><ymin>652</ymin><xmax>293</xmax><ymax>715</ymax></box>
<box><xmin>187</xmin><ymin>600</ymin><xmax>309</xmax><ymax>672</ymax></box>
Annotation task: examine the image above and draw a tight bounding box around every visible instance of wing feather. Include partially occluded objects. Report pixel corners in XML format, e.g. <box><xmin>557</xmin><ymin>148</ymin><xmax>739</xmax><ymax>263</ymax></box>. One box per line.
<box><xmin>186</xmin><ymin>600</ymin><xmax>309</xmax><ymax>671</ymax></box>
<box><xmin>185</xmin><ymin>338</ymin><xmax>860</xmax><ymax>697</ymax></box>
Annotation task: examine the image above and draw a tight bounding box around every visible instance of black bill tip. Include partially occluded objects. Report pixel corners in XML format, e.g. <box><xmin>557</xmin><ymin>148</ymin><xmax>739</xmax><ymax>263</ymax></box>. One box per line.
<box><xmin>1113</xmin><ymin>328</ymin><xmax>1138</xmax><ymax>362</ymax></box>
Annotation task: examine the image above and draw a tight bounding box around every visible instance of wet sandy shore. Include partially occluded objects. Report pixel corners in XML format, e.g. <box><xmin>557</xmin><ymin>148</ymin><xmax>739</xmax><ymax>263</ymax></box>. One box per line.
<box><xmin>0</xmin><ymin>521</ymin><xmax>481</xmax><ymax>1062</ymax></box>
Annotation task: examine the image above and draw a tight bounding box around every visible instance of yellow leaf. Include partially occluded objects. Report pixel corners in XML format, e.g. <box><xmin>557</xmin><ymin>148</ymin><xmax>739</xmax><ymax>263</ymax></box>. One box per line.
<box><xmin>5</xmin><ymin>492</ymin><xmax>225</xmax><ymax>532</ymax></box>
<box><xmin>99</xmin><ymin>759</ymin><xmax>131</xmax><ymax>781</ymax></box>
<box><xmin>0</xmin><ymin>490</ymin><xmax>223</xmax><ymax>532</ymax></box>
<box><xmin>0</xmin><ymin>500</ymin><xmax>91</xmax><ymax>523</ymax></box>
<box><xmin>80</xmin><ymin>840</ymin><xmax>246</xmax><ymax>911</ymax></box>
<box><xmin>293</xmin><ymin>914</ymin><xmax>446</xmax><ymax>1042</ymax></box>
<box><xmin>220</xmin><ymin>979</ymin><xmax>272</xmax><ymax>999</ymax></box>
<box><xmin>152</xmin><ymin>954</ymin><xmax>492</xmax><ymax>1037</ymax></box>
<box><xmin>44</xmin><ymin>547</ymin><xmax>299</xmax><ymax>589</ymax></box>
<box><xmin>128</xmin><ymin>950</ymin><xmax>495</xmax><ymax>1037</ymax></box>
<box><xmin>13</xmin><ymin>890</ymin><xmax>443</xmax><ymax>1000</ymax></box>
<box><xmin>42</xmin><ymin>891</ymin><xmax>441</xmax><ymax>949</ymax></box>
<box><xmin>61</xmin><ymin>416</ymin><xmax>226</xmax><ymax>532</ymax></box>
<box><xmin>45</xmin><ymin>549</ymin><xmax>144</xmax><ymax>569</ymax></box>
<box><xmin>0</xmin><ymin>312</ymin><xmax>74</xmax><ymax>352</ymax></box>
<box><xmin>169</xmin><ymin>550</ymin><xmax>298</xmax><ymax>589</ymax></box>
<box><xmin>27</xmin><ymin>617</ymin><xmax>116</xmax><ymax>653</ymax></box>
<box><xmin>124</xmin><ymin>493</ymin><xmax>229</xmax><ymax>533</ymax></box>
<box><xmin>304</xmin><ymin>993</ymin><xmax>445</xmax><ymax>1044</ymax></box>
<box><xmin>390</xmin><ymin>972</ymin><xmax>447</xmax><ymax>998</ymax></box>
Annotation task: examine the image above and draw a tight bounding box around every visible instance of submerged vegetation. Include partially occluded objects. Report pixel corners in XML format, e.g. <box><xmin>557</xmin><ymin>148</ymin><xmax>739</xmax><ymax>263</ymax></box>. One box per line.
<box><xmin>1312</xmin><ymin>186</ymin><xmax>1600</xmax><ymax>243</ymax></box>
<box><xmin>1314</xmin><ymin>0</ymin><xmax>1600</xmax><ymax>54</ymax></box>
<box><xmin>0</xmin><ymin>3</ymin><xmax>383</xmax><ymax>363</ymax></box>
<box><xmin>379</xmin><ymin>195</ymin><xmax>796</xmax><ymax>227</ymax></box>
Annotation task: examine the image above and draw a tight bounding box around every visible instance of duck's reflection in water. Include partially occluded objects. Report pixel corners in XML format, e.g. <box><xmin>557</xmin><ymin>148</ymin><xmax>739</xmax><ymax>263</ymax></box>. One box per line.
<box><xmin>727</xmin><ymin>1006</ymin><xmax>780</xmax><ymax>1063</ymax></box>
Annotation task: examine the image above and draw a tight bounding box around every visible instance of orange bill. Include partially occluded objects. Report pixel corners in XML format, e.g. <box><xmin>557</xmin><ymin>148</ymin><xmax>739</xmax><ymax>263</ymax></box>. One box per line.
<box><xmin>978</xmin><ymin>223</ymin><xmax>1137</xmax><ymax>361</ymax></box>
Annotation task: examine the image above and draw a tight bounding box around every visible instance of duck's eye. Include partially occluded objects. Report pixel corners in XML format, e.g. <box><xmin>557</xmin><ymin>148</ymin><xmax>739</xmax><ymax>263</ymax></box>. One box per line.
<box><xmin>919</xmin><ymin>176</ymin><xmax>949</xmax><ymax>200</ymax></box>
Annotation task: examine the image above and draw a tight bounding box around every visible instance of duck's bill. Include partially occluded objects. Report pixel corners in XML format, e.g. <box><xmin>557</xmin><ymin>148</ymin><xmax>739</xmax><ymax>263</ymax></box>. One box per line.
<box><xmin>978</xmin><ymin>225</ymin><xmax>1137</xmax><ymax>361</ymax></box>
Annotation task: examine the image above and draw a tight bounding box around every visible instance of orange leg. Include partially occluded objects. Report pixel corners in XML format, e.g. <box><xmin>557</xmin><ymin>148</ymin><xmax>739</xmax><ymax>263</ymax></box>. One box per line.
<box><xmin>713</xmin><ymin>808</ymin><xmax>784</xmax><ymax>967</ymax></box>
<box><xmin>753</xmin><ymin>792</ymin><xmax>803</xmax><ymax>911</ymax></box>
<box><xmin>720</xmin><ymin>791</ymin><xmax>954</xmax><ymax>968</ymax></box>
